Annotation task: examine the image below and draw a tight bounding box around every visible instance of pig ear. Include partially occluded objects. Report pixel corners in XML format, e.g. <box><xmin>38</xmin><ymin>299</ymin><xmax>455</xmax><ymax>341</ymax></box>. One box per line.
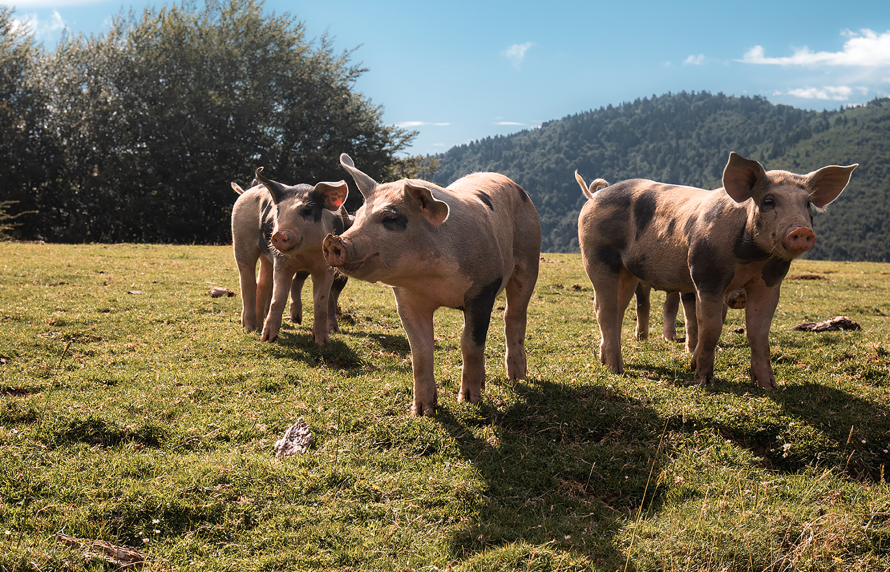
<box><xmin>339</xmin><ymin>153</ymin><xmax>378</xmax><ymax>199</ymax></box>
<box><xmin>805</xmin><ymin>164</ymin><xmax>858</xmax><ymax>208</ymax></box>
<box><xmin>314</xmin><ymin>181</ymin><xmax>349</xmax><ymax>211</ymax></box>
<box><xmin>722</xmin><ymin>152</ymin><xmax>766</xmax><ymax>203</ymax></box>
<box><xmin>404</xmin><ymin>181</ymin><xmax>450</xmax><ymax>226</ymax></box>
<box><xmin>231</xmin><ymin>182</ymin><xmax>244</xmax><ymax>196</ymax></box>
<box><xmin>255</xmin><ymin>167</ymin><xmax>287</xmax><ymax>204</ymax></box>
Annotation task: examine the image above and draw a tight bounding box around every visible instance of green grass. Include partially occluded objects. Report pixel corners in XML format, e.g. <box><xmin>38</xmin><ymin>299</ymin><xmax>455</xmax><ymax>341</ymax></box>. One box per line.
<box><xmin>1</xmin><ymin>243</ymin><xmax>888</xmax><ymax>571</ymax></box>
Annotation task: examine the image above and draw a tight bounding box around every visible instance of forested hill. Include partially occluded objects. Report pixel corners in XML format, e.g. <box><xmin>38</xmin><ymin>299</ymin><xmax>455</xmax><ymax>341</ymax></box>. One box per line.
<box><xmin>431</xmin><ymin>92</ymin><xmax>890</xmax><ymax>262</ymax></box>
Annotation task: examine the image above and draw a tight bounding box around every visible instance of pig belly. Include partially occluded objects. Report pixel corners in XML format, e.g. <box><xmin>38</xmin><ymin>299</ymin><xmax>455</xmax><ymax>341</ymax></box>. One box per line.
<box><xmin>622</xmin><ymin>249</ymin><xmax>694</xmax><ymax>294</ymax></box>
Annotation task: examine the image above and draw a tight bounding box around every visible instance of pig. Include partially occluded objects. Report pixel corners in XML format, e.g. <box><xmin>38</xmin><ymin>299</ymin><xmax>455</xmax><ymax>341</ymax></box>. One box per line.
<box><xmin>230</xmin><ymin>168</ymin><xmax>351</xmax><ymax>344</ymax></box>
<box><xmin>576</xmin><ymin>173</ymin><xmax>692</xmax><ymax>344</ymax></box>
<box><xmin>323</xmin><ymin>154</ymin><xmax>541</xmax><ymax>415</ymax></box>
<box><xmin>576</xmin><ymin>152</ymin><xmax>856</xmax><ymax>389</ymax></box>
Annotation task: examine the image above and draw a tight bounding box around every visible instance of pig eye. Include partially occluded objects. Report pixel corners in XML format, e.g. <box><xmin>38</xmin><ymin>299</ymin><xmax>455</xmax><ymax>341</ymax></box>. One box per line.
<box><xmin>300</xmin><ymin>206</ymin><xmax>316</xmax><ymax>220</ymax></box>
<box><xmin>381</xmin><ymin>209</ymin><xmax>408</xmax><ymax>231</ymax></box>
<box><xmin>761</xmin><ymin>195</ymin><xmax>775</xmax><ymax>209</ymax></box>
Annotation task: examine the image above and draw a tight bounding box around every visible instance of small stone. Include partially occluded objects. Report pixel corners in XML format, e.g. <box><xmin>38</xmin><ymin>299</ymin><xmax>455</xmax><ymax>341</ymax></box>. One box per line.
<box><xmin>274</xmin><ymin>418</ymin><xmax>313</xmax><ymax>457</ymax></box>
<box><xmin>209</xmin><ymin>286</ymin><xmax>235</xmax><ymax>298</ymax></box>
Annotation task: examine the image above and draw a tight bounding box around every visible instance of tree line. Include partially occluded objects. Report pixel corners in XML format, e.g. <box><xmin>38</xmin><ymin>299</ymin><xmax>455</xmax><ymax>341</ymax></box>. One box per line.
<box><xmin>3</xmin><ymin>7</ymin><xmax>888</xmax><ymax>262</ymax></box>
<box><xmin>0</xmin><ymin>0</ymin><xmax>414</xmax><ymax>243</ymax></box>
<box><xmin>432</xmin><ymin>92</ymin><xmax>890</xmax><ymax>262</ymax></box>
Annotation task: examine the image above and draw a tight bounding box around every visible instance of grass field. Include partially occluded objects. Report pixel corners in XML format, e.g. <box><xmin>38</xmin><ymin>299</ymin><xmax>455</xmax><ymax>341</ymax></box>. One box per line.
<box><xmin>1</xmin><ymin>242</ymin><xmax>888</xmax><ymax>571</ymax></box>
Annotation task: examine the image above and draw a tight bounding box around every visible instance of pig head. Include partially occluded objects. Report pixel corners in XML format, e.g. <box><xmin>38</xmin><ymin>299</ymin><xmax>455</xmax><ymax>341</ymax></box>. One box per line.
<box><xmin>230</xmin><ymin>167</ymin><xmax>349</xmax><ymax>344</ymax></box>
<box><xmin>576</xmin><ymin>152</ymin><xmax>856</xmax><ymax>389</ymax></box>
<box><xmin>323</xmin><ymin>153</ymin><xmax>541</xmax><ymax>415</ymax></box>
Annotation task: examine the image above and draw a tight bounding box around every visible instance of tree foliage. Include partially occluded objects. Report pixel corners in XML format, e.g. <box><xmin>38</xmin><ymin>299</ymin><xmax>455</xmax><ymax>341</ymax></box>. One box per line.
<box><xmin>432</xmin><ymin>92</ymin><xmax>889</xmax><ymax>262</ymax></box>
<box><xmin>0</xmin><ymin>0</ymin><xmax>414</xmax><ymax>243</ymax></box>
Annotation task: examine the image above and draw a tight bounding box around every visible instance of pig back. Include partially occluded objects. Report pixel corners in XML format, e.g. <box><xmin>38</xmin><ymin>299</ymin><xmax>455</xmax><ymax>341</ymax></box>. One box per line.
<box><xmin>443</xmin><ymin>172</ymin><xmax>541</xmax><ymax>284</ymax></box>
<box><xmin>579</xmin><ymin>179</ymin><xmax>739</xmax><ymax>293</ymax></box>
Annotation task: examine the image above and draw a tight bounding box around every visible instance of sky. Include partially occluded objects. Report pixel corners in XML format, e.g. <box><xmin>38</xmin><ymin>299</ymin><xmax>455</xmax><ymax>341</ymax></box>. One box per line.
<box><xmin>8</xmin><ymin>0</ymin><xmax>890</xmax><ymax>156</ymax></box>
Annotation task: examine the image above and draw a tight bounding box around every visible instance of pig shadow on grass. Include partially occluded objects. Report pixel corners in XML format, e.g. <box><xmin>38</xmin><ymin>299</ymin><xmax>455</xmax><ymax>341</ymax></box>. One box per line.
<box><xmin>266</xmin><ymin>329</ymin><xmax>363</xmax><ymax>371</ymax></box>
<box><xmin>349</xmin><ymin>330</ymin><xmax>411</xmax><ymax>357</ymax></box>
<box><xmin>434</xmin><ymin>379</ymin><xmax>671</xmax><ymax>570</ymax></box>
<box><xmin>769</xmin><ymin>383</ymin><xmax>890</xmax><ymax>482</ymax></box>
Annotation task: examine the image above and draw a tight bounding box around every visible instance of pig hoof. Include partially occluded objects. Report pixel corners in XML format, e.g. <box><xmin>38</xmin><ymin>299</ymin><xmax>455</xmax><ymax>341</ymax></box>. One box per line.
<box><xmin>291</xmin><ymin>312</ymin><xmax>303</xmax><ymax>325</ymax></box>
<box><xmin>693</xmin><ymin>369</ymin><xmax>714</xmax><ymax>386</ymax></box>
<box><xmin>411</xmin><ymin>403</ymin><xmax>436</xmax><ymax>416</ymax></box>
<box><xmin>755</xmin><ymin>378</ymin><xmax>778</xmax><ymax>391</ymax></box>
<box><xmin>457</xmin><ymin>391</ymin><xmax>482</xmax><ymax>404</ymax></box>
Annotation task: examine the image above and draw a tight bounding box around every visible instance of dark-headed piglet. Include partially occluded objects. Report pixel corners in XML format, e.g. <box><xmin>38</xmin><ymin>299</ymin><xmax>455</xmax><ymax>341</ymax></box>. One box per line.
<box><xmin>576</xmin><ymin>152</ymin><xmax>856</xmax><ymax>389</ymax></box>
<box><xmin>231</xmin><ymin>168</ymin><xmax>352</xmax><ymax>344</ymax></box>
<box><xmin>323</xmin><ymin>154</ymin><xmax>541</xmax><ymax>415</ymax></box>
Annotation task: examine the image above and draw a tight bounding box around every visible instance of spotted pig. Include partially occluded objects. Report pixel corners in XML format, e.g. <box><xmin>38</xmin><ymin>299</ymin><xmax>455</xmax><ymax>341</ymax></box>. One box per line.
<box><xmin>576</xmin><ymin>152</ymin><xmax>856</xmax><ymax>389</ymax></box>
<box><xmin>323</xmin><ymin>154</ymin><xmax>541</xmax><ymax>415</ymax></box>
<box><xmin>231</xmin><ymin>168</ymin><xmax>351</xmax><ymax>344</ymax></box>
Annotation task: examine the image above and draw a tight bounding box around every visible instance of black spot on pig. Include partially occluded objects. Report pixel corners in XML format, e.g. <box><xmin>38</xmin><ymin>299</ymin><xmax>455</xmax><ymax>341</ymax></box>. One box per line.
<box><xmin>595</xmin><ymin>245</ymin><xmax>623</xmax><ymax>275</ymax></box>
<box><xmin>761</xmin><ymin>258</ymin><xmax>791</xmax><ymax>287</ymax></box>
<box><xmin>331</xmin><ymin>270</ymin><xmax>349</xmax><ymax>297</ymax></box>
<box><xmin>475</xmin><ymin>191</ymin><xmax>495</xmax><ymax>211</ymax></box>
<box><xmin>733</xmin><ymin>226</ymin><xmax>770</xmax><ymax>261</ymax></box>
<box><xmin>596</xmin><ymin>212</ymin><xmax>629</xmax><ymax>247</ymax></box>
<box><xmin>689</xmin><ymin>240</ymin><xmax>732</xmax><ymax>296</ymax></box>
<box><xmin>666</xmin><ymin>218</ymin><xmax>677</xmax><ymax>237</ymax></box>
<box><xmin>301</xmin><ymin>192</ymin><xmax>325</xmax><ymax>222</ymax></box>
<box><xmin>704</xmin><ymin>202</ymin><xmax>726</xmax><ymax>222</ymax></box>
<box><xmin>683</xmin><ymin>216</ymin><xmax>698</xmax><ymax>239</ymax></box>
<box><xmin>633</xmin><ymin>191</ymin><xmax>657</xmax><ymax>239</ymax></box>
<box><xmin>513</xmin><ymin>182</ymin><xmax>530</xmax><ymax>202</ymax></box>
<box><xmin>464</xmin><ymin>278</ymin><xmax>503</xmax><ymax>346</ymax></box>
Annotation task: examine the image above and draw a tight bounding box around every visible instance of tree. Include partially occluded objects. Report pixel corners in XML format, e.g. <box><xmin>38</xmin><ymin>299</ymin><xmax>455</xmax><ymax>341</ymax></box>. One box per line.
<box><xmin>1</xmin><ymin>0</ymin><xmax>415</xmax><ymax>243</ymax></box>
<box><xmin>0</xmin><ymin>7</ymin><xmax>55</xmax><ymax>239</ymax></box>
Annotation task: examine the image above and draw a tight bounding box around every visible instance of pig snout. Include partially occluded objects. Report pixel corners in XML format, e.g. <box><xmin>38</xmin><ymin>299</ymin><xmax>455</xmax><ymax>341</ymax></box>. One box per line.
<box><xmin>785</xmin><ymin>227</ymin><xmax>816</xmax><ymax>254</ymax></box>
<box><xmin>270</xmin><ymin>230</ymin><xmax>299</xmax><ymax>252</ymax></box>
<box><xmin>323</xmin><ymin>234</ymin><xmax>346</xmax><ymax>267</ymax></box>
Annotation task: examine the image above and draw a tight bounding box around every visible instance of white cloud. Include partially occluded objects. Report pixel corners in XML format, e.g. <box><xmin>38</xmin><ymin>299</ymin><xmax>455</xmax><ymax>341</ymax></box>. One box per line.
<box><xmin>395</xmin><ymin>121</ymin><xmax>450</xmax><ymax>128</ymax></box>
<box><xmin>683</xmin><ymin>54</ymin><xmax>705</xmax><ymax>66</ymax></box>
<box><xmin>494</xmin><ymin>121</ymin><xmax>525</xmax><ymax>126</ymax></box>
<box><xmin>504</xmin><ymin>42</ymin><xmax>535</xmax><ymax>69</ymax></box>
<box><xmin>784</xmin><ymin>86</ymin><xmax>854</xmax><ymax>100</ymax></box>
<box><xmin>780</xmin><ymin>85</ymin><xmax>870</xmax><ymax>101</ymax></box>
<box><xmin>740</xmin><ymin>29</ymin><xmax>890</xmax><ymax>67</ymax></box>
<box><xmin>11</xmin><ymin>10</ymin><xmax>66</xmax><ymax>39</ymax></box>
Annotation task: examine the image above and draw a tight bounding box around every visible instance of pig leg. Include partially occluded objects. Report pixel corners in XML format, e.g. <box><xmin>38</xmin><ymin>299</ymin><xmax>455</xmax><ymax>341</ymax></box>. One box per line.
<box><xmin>260</xmin><ymin>258</ymin><xmax>299</xmax><ymax>343</ymax></box>
<box><xmin>504</xmin><ymin>258</ymin><xmax>537</xmax><ymax>380</ymax></box>
<box><xmin>290</xmin><ymin>270</ymin><xmax>309</xmax><ymax>324</ymax></box>
<box><xmin>662</xmin><ymin>292</ymin><xmax>680</xmax><ymax>342</ymax></box>
<box><xmin>236</xmin><ymin>250</ymin><xmax>261</xmax><ymax>332</ymax></box>
<box><xmin>459</xmin><ymin>280</ymin><xmax>501</xmax><ymax>404</ymax></box>
<box><xmin>744</xmin><ymin>283</ymin><xmax>781</xmax><ymax>390</ymax></box>
<box><xmin>393</xmin><ymin>288</ymin><xmax>437</xmax><ymax>416</ymax></box>
<box><xmin>256</xmin><ymin>255</ymin><xmax>274</xmax><ymax>331</ymax></box>
<box><xmin>680</xmin><ymin>292</ymin><xmax>697</xmax><ymax>352</ymax></box>
<box><xmin>309</xmin><ymin>268</ymin><xmax>334</xmax><ymax>345</ymax></box>
<box><xmin>689</xmin><ymin>297</ymin><xmax>725</xmax><ymax>385</ymax></box>
<box><xmin>589</xmin><ymin>269</ymin><xmax>637</xmax><ymax>374</ymax></box>
<box><xmin>634</xmin><ymin>283</ymin><xmax>651</xmax><ymax>340</ymax></box>
<box><xmin>327</xmin><ymin>271</ymin><xmax>348</xmax><ymax>334</ymax></box>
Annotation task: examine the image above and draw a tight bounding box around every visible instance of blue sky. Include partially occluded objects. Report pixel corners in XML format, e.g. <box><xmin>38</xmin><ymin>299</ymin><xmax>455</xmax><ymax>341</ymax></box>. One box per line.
<box><xmin>8</xmin><ymin>0</ymin><xmax>890</xmax><ymax>156</ymax></box>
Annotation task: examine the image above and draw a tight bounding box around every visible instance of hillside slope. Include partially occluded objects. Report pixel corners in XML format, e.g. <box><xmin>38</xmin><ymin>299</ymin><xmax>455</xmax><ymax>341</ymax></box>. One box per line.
<box><xmin>431</xmin><ymin>92</ymin><xmax>889</xmax><ymax>261</ymax></box>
